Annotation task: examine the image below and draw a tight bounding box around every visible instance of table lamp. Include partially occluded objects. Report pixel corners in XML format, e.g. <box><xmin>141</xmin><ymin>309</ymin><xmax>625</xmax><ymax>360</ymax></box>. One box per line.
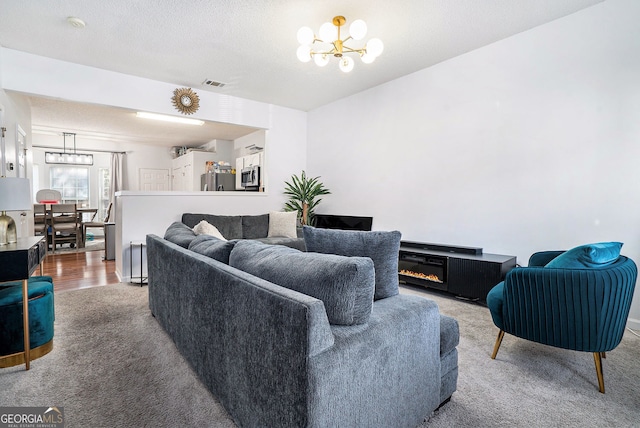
<box><xmin>0</xmin><ymin>177</ymin><xmax>32</xmax><ymax>245</ymax></box>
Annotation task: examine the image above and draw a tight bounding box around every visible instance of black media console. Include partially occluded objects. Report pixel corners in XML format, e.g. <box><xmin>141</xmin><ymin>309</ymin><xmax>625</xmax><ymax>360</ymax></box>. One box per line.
<box><xmin>398</xmin><ymin>241</ymin><xmax>517</xmax><ymax>301</ymax></box>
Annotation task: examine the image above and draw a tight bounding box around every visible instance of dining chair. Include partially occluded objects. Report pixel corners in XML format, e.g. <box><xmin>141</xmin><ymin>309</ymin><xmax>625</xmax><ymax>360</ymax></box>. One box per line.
<box><xmin>35</xmin><ymin>189</ymin><xmax>62</xmax><ymax>203</ymax></box>
<box><xmin>33</xmin><ymin>204</ymin><xmax>48</xmax><ymax>236</ymax></box>
<box><xmin>49</xmin><ymin>203</ymin><xmax>81</xmax><ymax>252</ymax></box>
<box><xmin>82</xmin><ymin>202</ymin><xmax>112</xmax><ymax>246</ymax></box>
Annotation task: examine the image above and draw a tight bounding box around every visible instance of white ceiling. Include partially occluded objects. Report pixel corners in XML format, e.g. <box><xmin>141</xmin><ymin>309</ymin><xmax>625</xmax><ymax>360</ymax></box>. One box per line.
<box><xmin>0</xmin><ymin>0</ymin><xmax>603</xmax><ymax>147</ymax></box>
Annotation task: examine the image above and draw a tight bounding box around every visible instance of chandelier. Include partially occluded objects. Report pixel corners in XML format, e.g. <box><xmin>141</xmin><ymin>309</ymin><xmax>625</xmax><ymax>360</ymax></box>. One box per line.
<box><xmin>45</xmin><ymin>132</ymin><xmax>93</xmax><ymax>165</ymax></box>
<box><xmin>296</xmin><ymin>16</ymin><xmax>384</xmax><ymax>73</ymax></box>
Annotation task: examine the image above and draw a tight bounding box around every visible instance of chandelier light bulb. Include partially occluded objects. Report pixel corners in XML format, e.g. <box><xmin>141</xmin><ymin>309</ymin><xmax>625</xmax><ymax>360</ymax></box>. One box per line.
<box><xmin>319</xmin><ymin>21</ymin><xmax>337</xmax><ymax>42</ymax></box>
<box><xmin>297</xmin><ymin>45</ymin><xmax>312</xmax><ymax>62</ymax></box>
<box><xmin>314</xmin><ymin>54</ymin><xmax>330</xmax><ymax>67</ymax></box>
<box><xmin>349</xmin><ymin>19</ymin><xmax>367</xmax><ymax>41</ymax></box>
<box><xmin>366</xmin><ymin>38</ymin><xmax>384</xmax><ymax>58</ymax></box>
<box><xmin>297</xmin><ymin>26</ymin><xmax>315</xmax><ymax>45</ymax></box>
<box><xmin>361</xmin><ymin>52</ymin><xmax>376</xmax><ymax>64</ymax></box>
<box><xmin>339</xmin><ymin>56</ymin><xmax>354</xmax><ymax>73</ymax></box>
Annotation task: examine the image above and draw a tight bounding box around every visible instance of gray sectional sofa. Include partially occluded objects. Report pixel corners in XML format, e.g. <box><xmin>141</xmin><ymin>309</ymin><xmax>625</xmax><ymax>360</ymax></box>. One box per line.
<box><xmin>147</xmin><ymin>223</ymin><xmax>459</xmax><ymax>427</ymax></box>
<box><xmin>181</xmin><ymin>212</ymin><xmax>306</xmax><ymax>250</ymax></box>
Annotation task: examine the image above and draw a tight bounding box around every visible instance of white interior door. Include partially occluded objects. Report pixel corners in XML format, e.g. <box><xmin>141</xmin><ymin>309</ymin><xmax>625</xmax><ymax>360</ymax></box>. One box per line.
<box><xmin>139</xmin><ymin>168</ymin><xmax>169</xmax><ymax>191</ymax></box>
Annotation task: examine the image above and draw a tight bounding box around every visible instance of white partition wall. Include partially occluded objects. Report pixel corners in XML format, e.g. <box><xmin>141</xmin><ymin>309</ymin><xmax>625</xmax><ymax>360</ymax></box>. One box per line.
<box><xmin>116</xmin><ymin>191</ymin><xmax>288</xmax><ymax>282</ymax></box>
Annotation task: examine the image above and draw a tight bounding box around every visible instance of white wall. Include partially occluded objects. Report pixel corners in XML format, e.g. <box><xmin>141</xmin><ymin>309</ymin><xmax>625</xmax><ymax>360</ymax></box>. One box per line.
<box><xmin>307</xmin><ymin>0</ymin><xmax>640</xmax><ymax>328</ymax></box>
<box><xmin>199</xmin><ymin>139</ymin><xmax>234</xmax><ymax>165</ymax></box>
<box><xmin>235</xmin><ymin>130</ymin><xmax>266</xmax><ymax>158</ymax></box>
<box><xmin>0</xmin><ymin>48</ymin><xmax>34</xmax><ymax>236</ymax></box>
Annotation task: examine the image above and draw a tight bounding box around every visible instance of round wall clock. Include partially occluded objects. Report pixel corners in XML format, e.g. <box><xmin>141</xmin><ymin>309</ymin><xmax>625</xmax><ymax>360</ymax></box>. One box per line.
<box><xmin>171</xmin><ymin>87</ymin><xmax>200</xmax><ymax>115</ymax></box>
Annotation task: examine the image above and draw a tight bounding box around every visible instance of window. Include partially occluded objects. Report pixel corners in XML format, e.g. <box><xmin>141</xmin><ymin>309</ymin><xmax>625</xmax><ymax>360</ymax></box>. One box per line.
<box><xmin>50</xmin><ymin>167</ymin><xmax>90</xmax><ymax>207</ymax></box>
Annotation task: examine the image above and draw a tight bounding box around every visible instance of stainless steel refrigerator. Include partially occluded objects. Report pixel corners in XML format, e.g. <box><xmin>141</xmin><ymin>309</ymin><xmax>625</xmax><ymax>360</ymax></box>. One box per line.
<box><xmin>201</xmin><ymin>173</ymin><xmax>236</xmax><ymax>191</ymax></box>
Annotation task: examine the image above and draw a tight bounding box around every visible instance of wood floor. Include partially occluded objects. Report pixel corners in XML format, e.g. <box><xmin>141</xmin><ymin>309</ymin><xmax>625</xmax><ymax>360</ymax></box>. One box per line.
<box><xmin>41</xmin><ymin>249</ymin><xmax>120</xmax><ymax>293</ymax></box>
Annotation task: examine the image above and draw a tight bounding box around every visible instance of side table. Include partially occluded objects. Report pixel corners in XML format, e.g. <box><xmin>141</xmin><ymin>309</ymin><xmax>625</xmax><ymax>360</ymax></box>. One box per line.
<box><xmin>130</xmin><ymin>241</ymin><xmax>147</xmax><ymax>286</ymax></box>
<box><xmin>0</xmin><ymin>236</ymin><xmax>47</xmax><ymax>370</ymax></box>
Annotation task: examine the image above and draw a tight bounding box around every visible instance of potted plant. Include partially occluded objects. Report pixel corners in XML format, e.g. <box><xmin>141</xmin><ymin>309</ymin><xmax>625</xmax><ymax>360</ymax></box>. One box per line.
<box><xmin>283</xmin><ymin>171</ymin><xmax>331</xmax><ymax>226</ymax></box>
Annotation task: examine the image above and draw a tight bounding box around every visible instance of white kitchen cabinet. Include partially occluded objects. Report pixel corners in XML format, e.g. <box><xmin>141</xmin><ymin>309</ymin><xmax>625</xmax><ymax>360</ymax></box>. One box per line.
<box><xmin>246</xmin><ymin>153</ymin><xmax>261</xmax><ymax>167</ymax></box>
<box><xmin>171</xmin><ymin>150</ymin><xmax>217</xmax><ymax>191</ymax></box>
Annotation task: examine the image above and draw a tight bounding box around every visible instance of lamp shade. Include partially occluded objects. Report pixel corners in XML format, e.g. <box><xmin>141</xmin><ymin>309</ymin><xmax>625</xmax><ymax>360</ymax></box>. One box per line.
<box><xmin>0</xmin><ymin>177</ymin><xmax>32</xmax><ymax>212</ymax></box>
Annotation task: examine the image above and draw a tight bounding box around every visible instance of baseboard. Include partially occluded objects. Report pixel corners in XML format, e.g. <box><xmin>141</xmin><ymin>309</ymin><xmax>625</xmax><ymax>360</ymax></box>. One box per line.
<box><xmin>626</xmin><ymin>317</ymin><xmax>640</xmax><ymax>331</ymax></box>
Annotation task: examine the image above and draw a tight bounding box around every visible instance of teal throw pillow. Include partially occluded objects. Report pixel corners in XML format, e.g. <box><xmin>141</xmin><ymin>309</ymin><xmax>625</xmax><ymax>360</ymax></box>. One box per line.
<box><xmin>545</xmin><ymin>242</ymin><xmax>623</xmax><ymax>268</ymax></box>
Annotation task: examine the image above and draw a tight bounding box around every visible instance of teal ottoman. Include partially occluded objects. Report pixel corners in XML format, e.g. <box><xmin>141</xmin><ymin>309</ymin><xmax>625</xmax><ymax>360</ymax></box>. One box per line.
<box><xmin>0</xmin><ymin>276</ymin><xmax>55</xmax><ymax>367</ymax></box>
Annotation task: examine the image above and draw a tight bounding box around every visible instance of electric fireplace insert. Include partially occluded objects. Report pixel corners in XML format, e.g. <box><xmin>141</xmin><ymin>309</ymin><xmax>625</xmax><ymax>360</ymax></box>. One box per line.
<box><xmin>398</xmin><ymin>241</ymin><xmax>517</xmax><ymax>300</ymax></box>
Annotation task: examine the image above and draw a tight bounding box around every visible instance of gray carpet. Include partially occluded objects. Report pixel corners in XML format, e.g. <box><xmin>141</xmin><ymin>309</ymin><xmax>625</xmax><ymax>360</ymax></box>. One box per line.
<box><xmin>1</xmin><ymin>283</ymin><xmax>639</xmax><ymax>427</ymax></box>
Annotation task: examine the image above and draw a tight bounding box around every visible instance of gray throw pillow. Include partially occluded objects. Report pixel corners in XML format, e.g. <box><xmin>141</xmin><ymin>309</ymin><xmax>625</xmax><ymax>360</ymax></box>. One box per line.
<box><xmin>241</xmin><ymin>214</ymin><xmax>269</xmax><ymax>239</ymax></box>
<box><xmin>164</xmin><ymin>222</ymin><xmax>197</xmax><ymax>248</ymax></box>
<box><xmin>303</xmin><ymin>226</ymin><xmax>401</xmax><ymax>300</ymax></box>
<box><xmin>181</xmin><ymin>214</ymin><xmax>243</xmax><ymax>239</ymax></box>
<box><xmin>229</xmin><ymin>240</ymin><xmax>375</xmax><ymax>326</ymax></box>
<box><xmin>188</xmin><ymin>235</ymin><xmax>237</xmax><ymax>264</ymax></box>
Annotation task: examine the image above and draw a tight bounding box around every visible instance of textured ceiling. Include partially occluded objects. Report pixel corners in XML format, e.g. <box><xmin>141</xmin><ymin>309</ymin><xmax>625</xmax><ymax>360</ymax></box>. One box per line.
<box><xmin>0</xmin><ymin>0</ymin><xmax>603</xmax><ymax>146</ymax></box>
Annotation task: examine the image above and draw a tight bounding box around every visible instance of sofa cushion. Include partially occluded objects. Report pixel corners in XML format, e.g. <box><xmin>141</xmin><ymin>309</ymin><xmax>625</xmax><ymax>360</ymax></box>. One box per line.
<box><xmin>182</xmin><ymin>213</ymin><xmax>243</xmax><ymax>239</ymax></box>
<box><xmin>440</xmin><ymin>315</ymin><xmax>460</xmax><ymax>356</ymax></box>
<box><xmin>268</xmin><ymin>211</ymin><xmax>298</xmax><ymax>239</ymax></box>
<box><xmin>188</xmin><ymin>235</ymin><xmax>237</xmax><ymax>264</ymax></box>
<box><xmin>229</xmin><ymin>240</ymin><xmax>375</xmax><ymax>326</ymax></box>
<box><xmin>193</xmin><ymin>220</ymin><xmax>227</xmax><ymax>240</ymax></box>
<box><xmin>255</xmin><ymin>237</ymin><xmax>306</xmax><ymax>251</ymax></box>
<box><xmin>242</xmin><ymin>214</ymin><xmax>269</xmax><ymax>239</ymax></box>
<box><xmin>303</xmin><ymin>226</ymin><xmax>401</xmax><ymax>300</ymax></box>
<box><xmin>164</xmin><ymin>221</ymin><xmax>197</xmax><ymax>248</ymax></box>
<box><xmin>545</xmin><ymin>242</ymin><xmax>623</xmax><ymax>269</ymax></box>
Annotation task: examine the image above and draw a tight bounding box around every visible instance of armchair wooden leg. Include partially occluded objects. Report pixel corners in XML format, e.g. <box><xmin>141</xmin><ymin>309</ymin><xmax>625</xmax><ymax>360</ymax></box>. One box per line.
<box><xmin>593</xmin><ymin>352</ymin><xmax>605</xmax><ymax>394</ymax></box>
<box><xmin>491</xmin><ymin>330</ymin><xmax>505</xmax><ymax>359</ymax></box>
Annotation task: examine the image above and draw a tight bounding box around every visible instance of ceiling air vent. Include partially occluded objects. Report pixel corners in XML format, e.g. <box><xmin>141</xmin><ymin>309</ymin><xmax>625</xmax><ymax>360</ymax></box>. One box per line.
<box><xmin>203</xmin><ymin>79</ymin><xmax>226</xmax><ymax>88</ymax></box>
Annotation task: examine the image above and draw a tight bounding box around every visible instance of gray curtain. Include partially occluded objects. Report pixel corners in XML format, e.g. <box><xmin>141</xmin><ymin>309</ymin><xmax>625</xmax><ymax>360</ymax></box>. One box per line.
<box><xmin>108</xmin><ymin>152</ymin><xmax>124</xmax><ymax>222</ymax></box>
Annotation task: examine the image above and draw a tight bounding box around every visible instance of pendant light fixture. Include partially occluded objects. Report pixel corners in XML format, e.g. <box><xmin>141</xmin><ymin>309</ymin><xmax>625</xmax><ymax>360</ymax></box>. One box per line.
<box><xmin>45</xmin><ymin>132</ymin><xmax>93</xmax><ymax>165</ymax></box>
<box><xmin>296</xmin><ymin>15</ymin><xmax>384</xmax><ymax>73</ymax></box>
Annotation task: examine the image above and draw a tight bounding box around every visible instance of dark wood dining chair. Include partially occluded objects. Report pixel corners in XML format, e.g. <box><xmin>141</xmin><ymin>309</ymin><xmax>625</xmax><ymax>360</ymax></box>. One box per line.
<box><xmin>33</xmin><ymin>204</ymin><xmax>48</xmax><ymax>236</ymax></box>
<box><xmin>49</xmin><ymin>203</ymin><xmax>81</xmax><ymax>252</ymax></box>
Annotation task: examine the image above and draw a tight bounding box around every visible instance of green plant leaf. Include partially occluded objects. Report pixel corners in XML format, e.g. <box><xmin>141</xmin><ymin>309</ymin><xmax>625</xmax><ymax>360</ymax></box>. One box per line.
<box><xmin>282</xmin><ymin>170</ymin><xmax>330</xmax><ymax>223</ymax></box>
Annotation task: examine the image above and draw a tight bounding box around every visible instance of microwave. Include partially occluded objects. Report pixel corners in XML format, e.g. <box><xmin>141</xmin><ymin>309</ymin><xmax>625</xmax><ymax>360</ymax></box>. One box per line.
<box><xmin>241</xmin><ymin>165</ymin><xmax>260</xmax><ymax>188</ymax></box>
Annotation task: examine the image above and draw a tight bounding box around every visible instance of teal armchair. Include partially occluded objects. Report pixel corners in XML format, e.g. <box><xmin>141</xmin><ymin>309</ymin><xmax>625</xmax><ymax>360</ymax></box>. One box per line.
<box><xmin>486</xmin><ymin>250</ymin><xmax>637</xmax><ymax>393</ymax></box>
